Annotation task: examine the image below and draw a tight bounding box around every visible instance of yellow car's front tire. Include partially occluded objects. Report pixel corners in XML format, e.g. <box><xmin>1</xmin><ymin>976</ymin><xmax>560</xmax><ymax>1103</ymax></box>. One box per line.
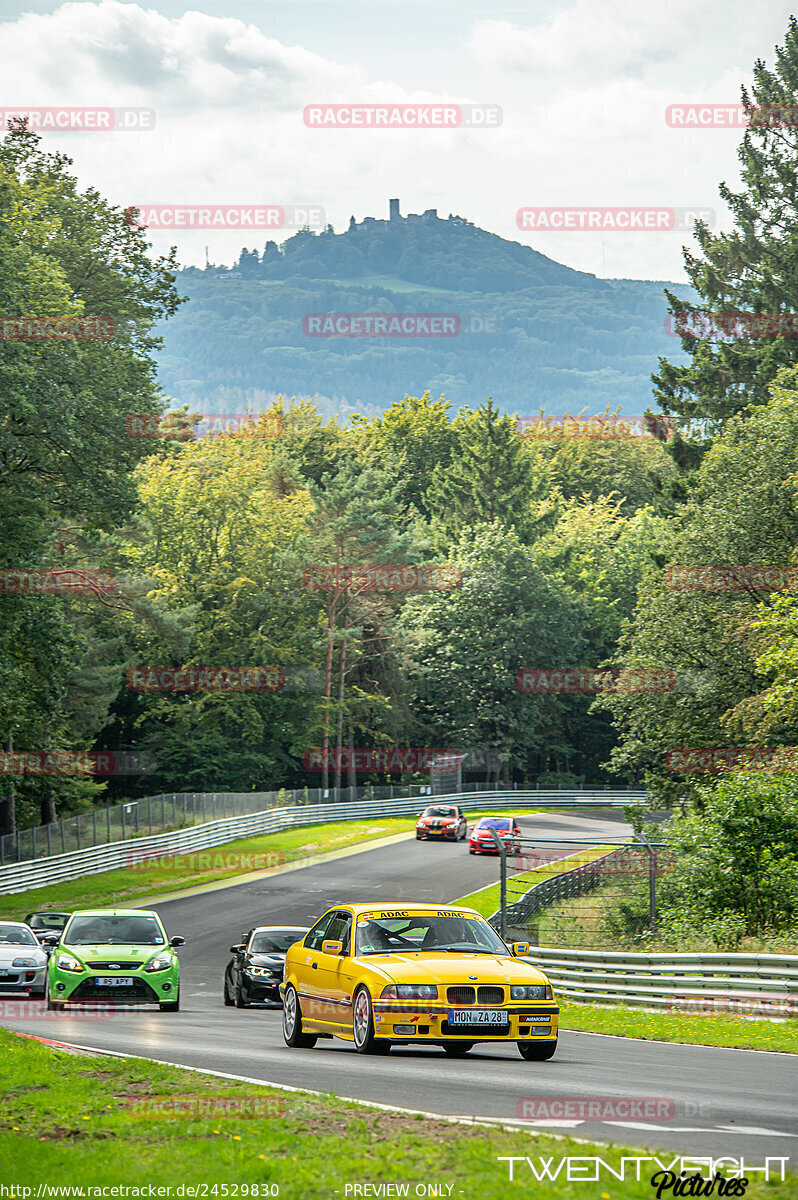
<box><xmin>353</xmin><ymin>987</ymin><xmax>391</xmax><ymax>1055</ymax></box>
<box><xmin>518</xmin><ymin>1039</ymin><xmax>557</xmax><ymax>1060</ymax></box>
<box><xmin>282</xmin><ymin>984</ymin><xmax>317</xmax><ymax>1048</ymax></box>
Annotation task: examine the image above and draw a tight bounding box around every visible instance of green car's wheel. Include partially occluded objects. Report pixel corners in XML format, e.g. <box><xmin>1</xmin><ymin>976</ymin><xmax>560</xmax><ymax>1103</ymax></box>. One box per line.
<box><xmin>159</xmin><ymin>987</ymin><xmax>180</xmax><ymax>1012</ymax></box>
<box><xmin>518</xmin><ymin>1039</ymin><xmax>557</xmax><ymax>1061</ymax></box>
<box><xmin>46</xmin><ymin>993</ymin><xmax>64</xmax><ymax>1012</ymax></box>
<box><xmin>442</xmin><ymin>1042</ymin><xmax>473</xmax><ymax>1056</ymax></box>
<box><xmin>352</xmin><ymin>987</ymin><xmax>390</xmax><ymax>1055</ymax></box>
<box><xmin>282</xmin><ymin>984</ymin><xmax>317</xmax><ymax>1048</ymax></box>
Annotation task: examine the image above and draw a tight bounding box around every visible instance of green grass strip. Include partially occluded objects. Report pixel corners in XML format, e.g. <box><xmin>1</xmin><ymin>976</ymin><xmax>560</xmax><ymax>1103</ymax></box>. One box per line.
<box><xmin>0</xmin><ymin>1029</ymin><xmax>795</xmax><ymax>1196</ymax></box>
<box><xmin>454</xmin><ymin>845</ymin><xmax>615</xmax><ymax>917</ymax></box>
<box><xmin>559</xmin><ymin>1000</ymin><xmax>798</xmax><ymax>1054</ymax></box>
<box><xmin>0</xmin><ymin>818</ymin><xmax>417</xmax><ymax>919</ymax></box>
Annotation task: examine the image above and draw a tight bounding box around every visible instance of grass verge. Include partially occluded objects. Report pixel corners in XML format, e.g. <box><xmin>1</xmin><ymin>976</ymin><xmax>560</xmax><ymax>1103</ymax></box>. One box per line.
<box><xmin>454</xmin><ymin>845</ymin><xmax>614</xmax><ymax>918</ymax></box>
<box><xmin>0</xmin><ymin>1029</ymin><xmax>794</xmax><ymax>1197</ymax></box>
<box><xmin>559</xmin><ymin>1000</ymin><xmax>798</xmax><ymax>1054</ymax></box>
<box><xmin>0</xmin><ymin>819</ymin><xmax>417</xmax><ymax>919</ymax></box>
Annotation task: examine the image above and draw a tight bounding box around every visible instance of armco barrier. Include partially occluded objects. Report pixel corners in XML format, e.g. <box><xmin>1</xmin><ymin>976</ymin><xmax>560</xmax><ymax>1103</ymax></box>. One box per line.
<box><xmin>0</xmin><ymin>790</ymin><xmax>645</xmax><ymax>895</ymax></box>
<box><xmin>522</xmin><ymin>947</ymin><xmax>798</xmax><ymax>1016</ymax></box>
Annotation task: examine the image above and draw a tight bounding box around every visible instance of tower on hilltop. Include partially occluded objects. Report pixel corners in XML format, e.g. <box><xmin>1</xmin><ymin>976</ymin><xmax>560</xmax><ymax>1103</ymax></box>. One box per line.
<box><xmin>389</xmin><ymin>198</ymin><xmax>401</xmax><ymax>221</ymax></box>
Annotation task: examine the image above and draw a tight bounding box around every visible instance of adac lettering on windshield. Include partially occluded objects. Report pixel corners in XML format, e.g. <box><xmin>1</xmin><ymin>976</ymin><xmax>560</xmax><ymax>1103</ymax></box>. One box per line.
<box><xmin>358</xmin><ymin>908</ymin><xmax>473</xmax><ymax>921</ymax></box>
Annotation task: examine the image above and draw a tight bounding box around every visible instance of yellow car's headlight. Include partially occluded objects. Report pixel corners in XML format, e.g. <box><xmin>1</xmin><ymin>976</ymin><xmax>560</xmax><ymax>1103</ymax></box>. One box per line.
<box><xmin>511</xmin><ymin>984</ymin><xmax>553</xmax><ymax>1000</ymax></box>
<box><xmin>381</xmin><ymin>984</ymin><xmax>438</xmax><ymax>999</ymax></box>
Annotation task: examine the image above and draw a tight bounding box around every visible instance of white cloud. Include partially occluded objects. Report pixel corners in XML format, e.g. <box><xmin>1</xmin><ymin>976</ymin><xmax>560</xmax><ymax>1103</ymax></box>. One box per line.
<box><xmin>0</xmin><ymin>0</ymin><xmax>790</xmax><ymax>281</ymax></box>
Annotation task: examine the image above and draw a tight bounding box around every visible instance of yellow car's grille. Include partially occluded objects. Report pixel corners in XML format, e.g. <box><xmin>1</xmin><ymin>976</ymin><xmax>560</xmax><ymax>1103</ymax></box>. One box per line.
<box><xmin>446</xmin><ymin>985</ymin><xmax>505</xmax><ymax>1005</ymax></box>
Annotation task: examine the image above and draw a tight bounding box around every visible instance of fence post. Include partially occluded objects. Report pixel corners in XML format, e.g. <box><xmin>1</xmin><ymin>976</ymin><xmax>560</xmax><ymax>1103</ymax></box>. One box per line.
<box><xmin>491</xmin><ymin>829</ymin><xmax>507</xmax><ymax>941</ymax></box>
<box><xmin>93</xmin><ymin>810</ymin><xmax>97</xmax><ymax>846</ymax></box>
<box><xmin>121</xmin><ymin>805</ymin><xmax>126</xmax><ymax>840</ymax></box>
<box><xmin>32</xmin><ymin>827</ymin><xmax>37</xmax><ymax>859</ymax></box>
<box><xmin>47</xmin><ymin>824</ymin><xmax>52</xmax><ymax>856</ymax></box>
<box><xmin>638</xmin><ymin>832</ymin><xmax>657</xmax><ymax>937</ymax></box>
<box><xmin>107</xmin><ymin>804</ymin><xmax>111</xmax><ymax>843</ymax></box>
<box><xmin>76</xmin><ymin>816</ymin><xmax>81</xmax><ymax>850</ymax></box>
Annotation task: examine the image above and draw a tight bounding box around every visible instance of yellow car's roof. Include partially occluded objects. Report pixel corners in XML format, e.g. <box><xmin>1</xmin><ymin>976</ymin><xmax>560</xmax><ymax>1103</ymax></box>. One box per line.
<box><xmin>340</xmin><ymin>903</ymin><xmax>481</xmax><ymax>917</ymax></box>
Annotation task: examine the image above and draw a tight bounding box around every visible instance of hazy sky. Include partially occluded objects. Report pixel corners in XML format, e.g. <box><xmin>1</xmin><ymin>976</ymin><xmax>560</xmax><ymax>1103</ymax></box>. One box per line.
<box><xmin>1</xmin><ymin>0</ymin><xmax>792</xmax><ymax>280</ymax></box>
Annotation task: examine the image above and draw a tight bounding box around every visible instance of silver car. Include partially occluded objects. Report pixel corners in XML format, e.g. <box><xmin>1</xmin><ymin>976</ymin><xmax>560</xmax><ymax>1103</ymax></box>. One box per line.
<box><xmin>0</xmin><ymin>922</ymin><xmax>47</xmax><ymax>997</ymax></box>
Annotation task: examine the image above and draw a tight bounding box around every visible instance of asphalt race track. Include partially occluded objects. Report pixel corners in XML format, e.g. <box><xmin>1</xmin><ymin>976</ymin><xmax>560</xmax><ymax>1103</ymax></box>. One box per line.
<box><xmin>2</xmin><ymin>811</ymin><xmax>795</xmax><ymax>1166</ymax></box>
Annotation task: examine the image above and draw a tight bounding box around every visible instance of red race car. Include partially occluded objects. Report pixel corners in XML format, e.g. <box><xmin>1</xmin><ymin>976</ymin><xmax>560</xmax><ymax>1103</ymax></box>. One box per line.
<box><xmin>415</xmin><ymin>803</ymin><xmax>468</xmax><ymax>842</ymax></box>
<box><xmin>468</xmin><ymin>816</ymin><xmax>522</xmax><ymax>855</ymax></box>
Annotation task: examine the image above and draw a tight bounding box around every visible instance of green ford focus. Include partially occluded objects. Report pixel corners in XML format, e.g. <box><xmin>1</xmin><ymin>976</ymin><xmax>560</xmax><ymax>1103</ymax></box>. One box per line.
<box><xmin>45</xmin><ymin>909</ymin><xmax>184</xmax><ymax>1012</ymax></box>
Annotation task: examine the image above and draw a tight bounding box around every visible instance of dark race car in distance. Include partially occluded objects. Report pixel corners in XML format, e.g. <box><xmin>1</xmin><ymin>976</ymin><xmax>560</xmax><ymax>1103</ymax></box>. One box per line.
<box><xmin>415</xmin><ymin>803</ymin><xmax>468</xmax><ymax>841</ymax></box>
<box><xmin>469</xmin><ymin>816</ymin><xmax>522</xmax><ymax>855</ymax></box>
<box><xmin>25</xmin><ymin>912</ymin><xmax>71</xmax><ymax>946</ymax></box>
<box><xmin>224</xmin><ymin>926</ymin><xmax>308</xmax><ymax>1008</ymax></box>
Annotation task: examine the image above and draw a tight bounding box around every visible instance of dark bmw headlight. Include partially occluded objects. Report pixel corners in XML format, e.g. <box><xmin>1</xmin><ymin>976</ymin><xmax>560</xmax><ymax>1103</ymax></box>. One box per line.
<box><xmin>246</xmin><ymin>966</ymin><xmax>276</xmax><ymax>978</ymax></box>
<box><xmin>511</xmin><ymin>984</ymin><xmax>552</xmax><ymax>1000</ymax></box>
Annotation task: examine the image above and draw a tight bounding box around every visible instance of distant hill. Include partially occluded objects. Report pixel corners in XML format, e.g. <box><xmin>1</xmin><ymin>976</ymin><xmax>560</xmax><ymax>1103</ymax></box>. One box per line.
<box><xmin>153</xmin><ymin>203</ymin><xmax>694</xmax><ymax>420</ymax></box>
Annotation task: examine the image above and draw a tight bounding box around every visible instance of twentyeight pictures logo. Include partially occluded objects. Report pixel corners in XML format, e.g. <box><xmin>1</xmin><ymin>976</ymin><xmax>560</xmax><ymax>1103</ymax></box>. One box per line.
<box><xmin>1</xmin><ymin>108</ymin><xmax>154</xmax><ymax>131</ymax></box>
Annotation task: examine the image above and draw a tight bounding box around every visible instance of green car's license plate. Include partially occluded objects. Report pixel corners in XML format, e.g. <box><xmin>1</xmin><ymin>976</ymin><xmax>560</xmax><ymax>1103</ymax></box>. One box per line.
<box><xmin>448</xmin><ymin>1009</ymin><xmax>507</xmax><ymax>1026</ymax></box>
<box><xmin>95</xmin><ymin>976</ymin><xmax>134</xmax><ymax>986</ymax></box>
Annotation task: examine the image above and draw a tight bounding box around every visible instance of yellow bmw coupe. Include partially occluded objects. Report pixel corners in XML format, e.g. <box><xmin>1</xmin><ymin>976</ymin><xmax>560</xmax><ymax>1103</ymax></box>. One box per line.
<box><xmin>281</xmin><ymin>903</ymin><xmax>558</xmax><ymax>1059</ymax></box>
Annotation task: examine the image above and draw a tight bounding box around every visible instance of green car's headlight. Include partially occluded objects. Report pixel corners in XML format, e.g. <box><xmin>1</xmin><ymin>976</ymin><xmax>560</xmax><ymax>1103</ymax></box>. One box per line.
<box><xmin>510</xmin><ymin>984</ymin><xmax>552</xmax><ymax>1000</ymax></box>
<box><xmin>381</xmin><ymin>984</ymin><xmax>438</xmax><ymax>999</ymax></box>
<box><xmin>56</xmin><ymin>953</ymin><xmax>84</xmax><ymax>973</ymax></box>
<box><xmin>144</xmin><ymin>953</ymin><xmax>173</xmax><ymax>973</ymax></box>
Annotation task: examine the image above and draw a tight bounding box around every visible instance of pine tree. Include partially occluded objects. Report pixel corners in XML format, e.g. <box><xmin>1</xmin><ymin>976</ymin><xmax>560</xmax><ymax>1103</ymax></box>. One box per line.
<box><xmin>654</xmin><ymin>17</ymin><xmax>798</xmax><ymax>431</ymax></box>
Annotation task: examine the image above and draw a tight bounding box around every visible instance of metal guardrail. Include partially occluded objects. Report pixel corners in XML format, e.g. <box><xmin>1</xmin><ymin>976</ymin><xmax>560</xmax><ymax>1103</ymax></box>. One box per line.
<box><xmin>0</xmin><ymin>784</ymin><xmax>646</xmax><ymax>866</ymax></box>
<box><xmin>0</xmin><ymin>789</ymin><xmax>646</xmax><ymax>895</ymax></box>
<box><xmin>522</xmin><ymin>946</ymin><xmax>798</xmax><ymax>1016</ymax></box>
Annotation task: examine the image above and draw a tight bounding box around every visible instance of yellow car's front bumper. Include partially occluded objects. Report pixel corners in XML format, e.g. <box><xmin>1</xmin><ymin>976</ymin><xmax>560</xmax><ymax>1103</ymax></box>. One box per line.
<box><xmin>372</xmin><ymin>1003</ymin><xmax>559</xmax><ymax>1042</ymax></box>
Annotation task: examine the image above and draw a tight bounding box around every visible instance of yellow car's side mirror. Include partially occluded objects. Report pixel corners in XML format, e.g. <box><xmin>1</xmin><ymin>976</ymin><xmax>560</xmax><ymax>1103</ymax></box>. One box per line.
<box><xmin>512</xmin><ymin>941</ymin><xmax>530</xmax><ymax>957</ymax></box>
<box><xmin>322</xmin><ymin>939</ymin><xmax>343</xmax><ymax>956</ymax></box>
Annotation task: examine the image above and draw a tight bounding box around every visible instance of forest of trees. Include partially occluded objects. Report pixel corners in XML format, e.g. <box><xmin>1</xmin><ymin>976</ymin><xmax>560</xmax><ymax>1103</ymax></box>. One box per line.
<box><xmin>4</xmin><ymin>10</ymin><xmax>798</xmax><ymax>908</ymax></box>
<box><xmin>153</xmin><ymin>213</ymin><xmax>694</xmax><ymax>420</ymax></box>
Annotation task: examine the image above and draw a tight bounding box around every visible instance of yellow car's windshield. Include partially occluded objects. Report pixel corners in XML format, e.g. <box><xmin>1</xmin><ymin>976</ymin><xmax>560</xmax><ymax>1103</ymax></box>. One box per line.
<box><xmin>355</xmin><ymin>914</ymin><xmax>506</xmax><ymax>955</ymax></box>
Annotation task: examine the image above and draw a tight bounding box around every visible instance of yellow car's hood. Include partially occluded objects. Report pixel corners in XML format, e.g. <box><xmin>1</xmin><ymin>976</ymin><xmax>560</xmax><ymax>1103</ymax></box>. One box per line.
<box><xmin>356</xmin><ymin>953</ymin><xmax>549</xmax><ymax>986</ymax></box>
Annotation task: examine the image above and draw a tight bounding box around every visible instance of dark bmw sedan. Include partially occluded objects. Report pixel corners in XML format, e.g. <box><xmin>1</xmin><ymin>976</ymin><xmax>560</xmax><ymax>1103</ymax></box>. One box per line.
<box><xmin>224</xmin><ymin>926</ymin><xmax>308</xmax><ymax>1008</ymax></box>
